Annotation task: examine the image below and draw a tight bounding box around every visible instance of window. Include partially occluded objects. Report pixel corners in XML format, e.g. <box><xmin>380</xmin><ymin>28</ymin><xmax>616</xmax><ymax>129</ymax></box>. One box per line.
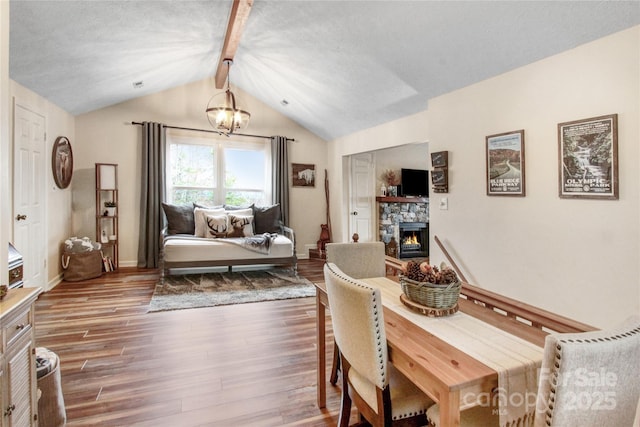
<box><xmin>166</xmin><ymin>131</ymin><xmax>271</xmax><ymax>207</ymax></box>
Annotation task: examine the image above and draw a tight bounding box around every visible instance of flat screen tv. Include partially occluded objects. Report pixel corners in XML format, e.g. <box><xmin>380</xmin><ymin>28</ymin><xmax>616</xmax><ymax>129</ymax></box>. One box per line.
<box><xmin>401</xmin><ymin>168</ymin><xmax>429</xmax><ymax>197</ymax></box>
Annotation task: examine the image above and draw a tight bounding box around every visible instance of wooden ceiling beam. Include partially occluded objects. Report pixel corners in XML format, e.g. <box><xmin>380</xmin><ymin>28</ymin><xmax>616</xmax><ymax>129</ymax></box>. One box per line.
<box><xmin>214</xmin><ymin>0</ymin><xmax>254</xmax><ymax>89</ymax></box>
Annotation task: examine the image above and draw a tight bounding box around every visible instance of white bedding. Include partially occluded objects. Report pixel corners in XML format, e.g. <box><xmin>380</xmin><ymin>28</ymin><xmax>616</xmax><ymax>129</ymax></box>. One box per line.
<box><xmin>163</xmin><ymin>234</ymin><xmax>294</xmax><ymax>263</ymax></box>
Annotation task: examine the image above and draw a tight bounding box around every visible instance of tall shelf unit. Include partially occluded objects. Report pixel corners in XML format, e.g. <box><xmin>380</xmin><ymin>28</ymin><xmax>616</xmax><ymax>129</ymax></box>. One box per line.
<box><xmin>95</xmin><ymin>163</ymin><xmax>119</xmax><ymax>271</ymax></box>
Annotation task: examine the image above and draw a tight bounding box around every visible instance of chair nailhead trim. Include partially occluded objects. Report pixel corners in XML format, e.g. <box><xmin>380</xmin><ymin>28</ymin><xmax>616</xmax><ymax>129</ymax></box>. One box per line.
<box><xmin>327</xmin><ymin>263</ymin><xmax>387</xmax><ymax>384</ymax></box>
<box><xmin>392</xmin><ymin>409</ymin><xmax>426</xmax><ymax>420</ymax></box>
<box><xmin>560</xmin><ymin>325</ymin><xmax>640</xmax><ymax>345</ymax></box>
<box><xmin>544</xmin><ymin>321</ymin><xmax>640</xmax><ymax>426</ymax></box>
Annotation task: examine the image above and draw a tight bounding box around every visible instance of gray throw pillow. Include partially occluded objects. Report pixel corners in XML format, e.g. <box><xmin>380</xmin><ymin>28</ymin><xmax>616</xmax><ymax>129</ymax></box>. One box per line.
<box><xmin>161</xmin><ymin>203</ymin><xmax>195</xmax><ymax>235</ymax></box>
<box><xmin>253</xmin><ymin>204</ymin><xmax>282</xmax><ymax>234</ymax></box>
<box><xmin>223</xmin><ymin>203</ymin><xmax>254</xmax><ymax>211</ymax></box>
<box><xmin>194</xmin><ymin>202</ymin><xmax>224</xmax><ymax>210</ymax></box>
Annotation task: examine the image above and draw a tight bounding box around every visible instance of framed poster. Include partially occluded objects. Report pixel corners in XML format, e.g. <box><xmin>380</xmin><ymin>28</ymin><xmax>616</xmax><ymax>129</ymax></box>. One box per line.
<box><xmin>292</xmin><ymin>163</ymin><xmax>316</xmax><ymax>187</ymax></box>
<box><xmin>486</xmin><ymin>130</ymin><xmax>525</xmax><ymax>196</ymax></box>
<box><xmin>52</xmin><ymin>136</ymin><xmax>73</xmax><ymax>189</ymax></box>
<box><xmin>558</xmin><ymin>114</ymin><xmax>618</xmax><ymax>199</ymax></box>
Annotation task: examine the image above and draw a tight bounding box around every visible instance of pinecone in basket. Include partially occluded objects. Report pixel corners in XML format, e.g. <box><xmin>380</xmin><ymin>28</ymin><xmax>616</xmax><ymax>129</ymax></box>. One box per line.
<box><xmin>403</xmin><ymin>261</ymin><xmax>458</xmax><ymax>284</ymax></box>
<box><xmin>424</xmin><ymin>268</ymin><xmax>439</xmax><ymax>284</ymax></box>
<box><xmin>440</xmin><ymin>266</ymin><xmax>459</xmax><ymax>284</ymax></box>
<box><xmin>404</xmin><ymin>260</ymin><xmax>426</xmax><ymax>282</ymax></box>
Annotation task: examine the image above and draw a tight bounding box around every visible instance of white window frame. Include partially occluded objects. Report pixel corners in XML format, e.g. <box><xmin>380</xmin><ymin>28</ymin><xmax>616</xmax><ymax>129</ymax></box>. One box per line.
<box><xmin>165</xmin><ymin>130</ymin><xmax>272</xmax><ymax>206</ymax></box>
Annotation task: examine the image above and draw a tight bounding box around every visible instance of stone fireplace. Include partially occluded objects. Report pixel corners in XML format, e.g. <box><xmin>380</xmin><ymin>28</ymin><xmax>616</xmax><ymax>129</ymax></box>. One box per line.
<box><xmin>378</xmin><ymin>197</ymin><xmax>429</xmax><ymax>258</ymax></box>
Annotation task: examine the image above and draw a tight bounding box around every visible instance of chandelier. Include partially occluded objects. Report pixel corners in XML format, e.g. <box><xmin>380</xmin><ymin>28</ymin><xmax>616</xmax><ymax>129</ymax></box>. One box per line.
<box><xmin>206</xmin><ymin>59</ymin><xmax>250</xmax><ymax>133</ymax></box>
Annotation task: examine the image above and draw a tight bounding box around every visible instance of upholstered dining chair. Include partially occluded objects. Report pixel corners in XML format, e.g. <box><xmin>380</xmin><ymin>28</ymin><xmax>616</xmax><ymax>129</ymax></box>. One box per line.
<box><xmin>425</xmin><ymin>314</ymin><xmax>640</xmax><ymax>427</ymax></box>
<box><xmin>325</xmin><ymin>241</ymin><xmax>387</xmax><ymax>384</ymax></box>
<box><xmin>325</xmin><ymin>241</ymin><xmax>387</xmax><ymax>280</ymax></box>
<box><xmin>324</xmin><ymin>262</ymin><xmax>433</xmax><ymax>427</ymax></box>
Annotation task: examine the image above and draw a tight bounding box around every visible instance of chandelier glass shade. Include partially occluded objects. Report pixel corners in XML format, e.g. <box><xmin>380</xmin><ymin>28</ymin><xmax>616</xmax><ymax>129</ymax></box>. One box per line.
<box><xmin>206</xmin><ymin>60</ymin><xmax>250</xmax><ymax>133</ymax></box>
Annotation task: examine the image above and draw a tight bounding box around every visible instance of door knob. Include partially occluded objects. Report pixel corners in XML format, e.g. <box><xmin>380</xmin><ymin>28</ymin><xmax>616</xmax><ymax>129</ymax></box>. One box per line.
<box><xmin>351</xmin><ymin>211</ymin><xmax>358</xmax><ymax>215</ymax></box>
<box><xmin>15</xmin><ymin>214</ymin><xmax>27</xmax><ymax>221</ymax></box>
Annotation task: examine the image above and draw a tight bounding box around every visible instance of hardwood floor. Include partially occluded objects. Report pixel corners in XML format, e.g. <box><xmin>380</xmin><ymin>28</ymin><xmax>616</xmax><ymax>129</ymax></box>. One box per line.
<box><xmin>34</xmin><ymin>259</ymin><xmax>351</xmax><ymax>426</ymax></box>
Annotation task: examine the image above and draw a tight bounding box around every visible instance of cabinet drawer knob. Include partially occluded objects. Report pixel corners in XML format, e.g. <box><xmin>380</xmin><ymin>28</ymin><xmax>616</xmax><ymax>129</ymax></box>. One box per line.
<box><xmin>15</xmin><ymin>324</ymin><xmax>26</xmax><ymax>331</ymax></box>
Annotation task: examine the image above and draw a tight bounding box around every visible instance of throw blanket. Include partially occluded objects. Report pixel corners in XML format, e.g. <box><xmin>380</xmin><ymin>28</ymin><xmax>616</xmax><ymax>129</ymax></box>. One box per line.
<box><xmin>362</xmin><ymin>277</ymin><xmax>543</xmax><ymax>427</ymax></box>
<box><xmin>164</xmin><ymin>233</ymin><xmax>278</xmax><ymax>255</ymax></box>
<box><xmin>219</xmin><ymin>233</ymin><xmax>278</xmax><ymax>254</ymax></box>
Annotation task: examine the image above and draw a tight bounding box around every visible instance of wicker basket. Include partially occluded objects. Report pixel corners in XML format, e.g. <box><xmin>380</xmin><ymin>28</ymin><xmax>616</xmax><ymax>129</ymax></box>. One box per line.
<box><xmin>399</xmin><ymin>275</ymin><xmax>461</xmax><ymax>309</ymax></box>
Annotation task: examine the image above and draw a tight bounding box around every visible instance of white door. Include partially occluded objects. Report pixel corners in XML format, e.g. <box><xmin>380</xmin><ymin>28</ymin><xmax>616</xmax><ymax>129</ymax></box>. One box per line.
<box><xmin>349</xmin><ymin>153</ymin><xmax>375</xmax><ymax>242</ymax></box>
<box><xmin>13</xmin><ymin>103</ymin><xmax>46</xmax><ymax>288</ymax></box>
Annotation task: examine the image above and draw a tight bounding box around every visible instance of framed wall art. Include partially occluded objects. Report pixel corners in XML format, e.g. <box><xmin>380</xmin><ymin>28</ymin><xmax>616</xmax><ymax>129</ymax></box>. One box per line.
<box><xmin>292</xmin><ymin>163</ymin><xmax>316</xmax><ymax>187</ymax></box>
<box><xmin>52</xmin><ymin>136</ymin><xmax>74</xmax><ymax>189</ymax></box>
<box><xmin>430</xmin><ymin>151</ymin><xmax>448</xmax><ymax>168</ymax></box>
<box><xmin>431</xmin><ymin>168</ymin><xmax>448</xmax><ymax>192</ymax></box>
<box><xmin>431</xmin><ymin>169</ymin><xmax>447</xmax><ymax>186</ymax></box>
<box><xmin>486</xmin><ymin>130</ymin><xmax>525</xmax><ymax>196</ymax></box>
<box><xmin>558</xmin><ymin>114</ymin><xmax>618</xmax><ymax>200</ymax></box>
<box><xmin>431</xmin><ymin>150</ymin><xmax>449</xmax><ymax>193</ymax></box>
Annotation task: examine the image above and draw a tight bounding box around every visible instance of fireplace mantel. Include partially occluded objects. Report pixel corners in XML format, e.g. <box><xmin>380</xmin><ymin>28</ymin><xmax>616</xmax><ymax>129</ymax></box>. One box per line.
<box><xmin>376</xmin><ymin>196</ymin><xmax>428</xmax><ymax>203</ymax></box>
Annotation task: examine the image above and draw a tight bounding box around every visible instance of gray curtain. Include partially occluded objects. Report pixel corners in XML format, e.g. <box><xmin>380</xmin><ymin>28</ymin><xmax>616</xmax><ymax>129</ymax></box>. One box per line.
<box><xmin>137</xmin><ymin>122</ymin><xmax>166</xmax><ymax>268</ymax></box>
<box><xmin>271</xmin><ymin>136</ymin><xmax>289</xmax><ymax>226</ymax></box>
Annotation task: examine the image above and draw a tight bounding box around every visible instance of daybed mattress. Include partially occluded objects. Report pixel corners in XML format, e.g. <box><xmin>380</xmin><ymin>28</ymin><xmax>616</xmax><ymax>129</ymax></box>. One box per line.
<box><xmin>163</xmin><ymin>234</ymin><xmax>294</xmax><ymax>263</ymax></box>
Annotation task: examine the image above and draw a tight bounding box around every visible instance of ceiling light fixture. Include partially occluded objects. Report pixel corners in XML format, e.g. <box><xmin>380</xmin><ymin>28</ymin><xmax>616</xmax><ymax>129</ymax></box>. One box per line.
<box><xmin>206</xmin><ymin>59</ymin><xmax>250</xmax><ymax>134</ymax></box>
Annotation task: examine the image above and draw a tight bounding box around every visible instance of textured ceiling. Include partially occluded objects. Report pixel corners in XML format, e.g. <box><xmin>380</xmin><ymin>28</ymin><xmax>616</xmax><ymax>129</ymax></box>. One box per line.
<box><xmin>9</xmin><ymin>1</ymin><xmax>640</xmax><ymax>141</ymax></box>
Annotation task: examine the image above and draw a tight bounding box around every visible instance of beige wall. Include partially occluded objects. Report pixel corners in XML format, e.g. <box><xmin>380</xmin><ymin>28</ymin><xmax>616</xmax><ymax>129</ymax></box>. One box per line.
<box><xmin>330</xmin><ymin>26</ymin><xmax>640</xmax><ymax>328</ymax></box>
<box><xmin>328</xmin><ymin>111</ymin><xmax>430</xmax><ymax>243</ymax></box>
<box><xmin>374</xmin><ymin>143</ymin><xmax>430</xmax><ymax>192</ymax></box>
<box><xmin>74</xmin><ymin>77</ymin><xmax>327</xmax><ymax>265</ymax></box>
<box><xmin>10</xmin><ymin>81</ymin><xmax>76</xmax><ymax>289</ymax></box>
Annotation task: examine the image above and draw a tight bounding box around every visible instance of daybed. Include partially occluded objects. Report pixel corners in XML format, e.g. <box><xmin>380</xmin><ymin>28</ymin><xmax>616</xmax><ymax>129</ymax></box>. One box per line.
<box><xmin>160</xmin><ymin>203</ymin><xmax>297</xmax><ymax>276</ymax></box>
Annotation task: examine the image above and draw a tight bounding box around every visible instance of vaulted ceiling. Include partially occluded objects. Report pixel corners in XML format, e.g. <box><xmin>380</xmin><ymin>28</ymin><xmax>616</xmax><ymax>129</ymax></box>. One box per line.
<box><xmin>9</xmin><ymin>1</ymin><xmax>640</xmax><ymax>141</ymax></box>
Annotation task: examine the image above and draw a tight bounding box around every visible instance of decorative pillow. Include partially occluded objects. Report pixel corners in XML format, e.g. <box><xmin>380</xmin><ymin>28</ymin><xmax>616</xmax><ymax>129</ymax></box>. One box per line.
<box><xmin>224</xmin><ymin>207</ymin><xmax>253</xmax><ymax>216</ymax></box>
<box><xmin>223</xmin><ymin>208</ymin><xmax>254</xmax><ymax>235</ymax></box>
<box><xmin>227</xmin><ymin>214</ymin><xmax>254</xmax><ymax>237</ymax></box>
<box><xmin>194</xmin><ymin>207</ymin><xmax>225</xmax><ymax>237</ymax></box>
<box><xmin>204</xmin><ymin>214</ymin><xmax>228</xmax><ymax>238</ymax></box>
<box><xmin>161</xmin><ymin>203</ymin><xmax>195</xmax><ymax>235</ymax></box>
<box><xmin>194</xmin><ymin>203</ymin><xmax>223</xmax><ymax>210</ymax></box>
<box><xmin>253</xmin><ymin>204</ymin><xmax>282</xmax><ymax>234</ymax></box>
<box><xmin>224</xmin><ymin>204</ymin><xmax>254</xmax><ymax>211</ymax></box>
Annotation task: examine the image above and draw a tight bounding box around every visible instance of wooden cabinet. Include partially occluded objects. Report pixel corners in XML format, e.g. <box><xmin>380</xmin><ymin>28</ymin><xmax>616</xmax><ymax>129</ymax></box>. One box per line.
<box><xmin>0</xmin><ymin>288</ymin><xmax>42</xmax><ymax>426</ymax></box>
<box><xmin>95</xmin><ymin>163</ymin><xmax>119</xmax><ymax>271</ymax></box>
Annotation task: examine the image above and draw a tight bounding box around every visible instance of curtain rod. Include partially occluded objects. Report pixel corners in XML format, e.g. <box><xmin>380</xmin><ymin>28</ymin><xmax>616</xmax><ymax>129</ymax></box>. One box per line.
<box><xmin>130</xmin><ymin>121</ymin><xmax>295</xmax><ymax>142</ymax></box>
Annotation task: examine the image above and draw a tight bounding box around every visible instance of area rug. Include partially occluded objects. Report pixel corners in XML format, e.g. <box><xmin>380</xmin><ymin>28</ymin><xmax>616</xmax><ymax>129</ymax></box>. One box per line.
<box><xmin>148</xmin><ymin>269</ymin><xmax>316</xmax><ymax>312</ymax></box>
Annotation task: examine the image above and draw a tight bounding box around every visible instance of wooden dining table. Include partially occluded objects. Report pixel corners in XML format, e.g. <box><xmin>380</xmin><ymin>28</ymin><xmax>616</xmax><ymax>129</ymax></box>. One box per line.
<box><xmin>314</xmin><ymin>274</ymin><xmax>595</xmax><ymax>427</ymax></box>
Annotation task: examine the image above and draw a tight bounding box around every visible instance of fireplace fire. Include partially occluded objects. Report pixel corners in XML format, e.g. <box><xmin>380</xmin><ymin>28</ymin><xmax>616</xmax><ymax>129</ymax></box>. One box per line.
<box><xmin>403</xmin><ymin>233</ymin><xmax>419</xmax><ymax>245</ymax></box>
<box><xmin>398</xmin><ymin>222</ymin><xmax>429</xmax><ymax>258</ymax></box>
